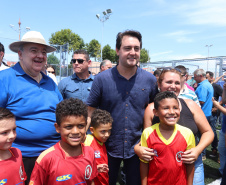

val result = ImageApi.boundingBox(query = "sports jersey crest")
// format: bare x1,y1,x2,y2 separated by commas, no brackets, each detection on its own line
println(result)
176,151,184,162
19,165,25,180
84,165,92,180
94,150,101,158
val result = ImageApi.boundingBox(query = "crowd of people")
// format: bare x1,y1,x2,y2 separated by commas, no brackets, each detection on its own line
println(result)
0,29,225,185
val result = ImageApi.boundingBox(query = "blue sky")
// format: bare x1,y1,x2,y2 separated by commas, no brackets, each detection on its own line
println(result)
1,0,226,66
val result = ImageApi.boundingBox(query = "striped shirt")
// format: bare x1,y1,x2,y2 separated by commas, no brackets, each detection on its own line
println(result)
178,85,201,107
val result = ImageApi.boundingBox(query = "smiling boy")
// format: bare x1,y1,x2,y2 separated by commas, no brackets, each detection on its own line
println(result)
0,107,27,184
29,98,97,185
140,91,195,185
84,109,113,185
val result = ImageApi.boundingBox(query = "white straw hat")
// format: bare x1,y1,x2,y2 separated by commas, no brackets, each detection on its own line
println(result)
9,31,56,53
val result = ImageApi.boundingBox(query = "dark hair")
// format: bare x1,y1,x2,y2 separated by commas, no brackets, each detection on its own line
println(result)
56,98,87,125
153,69,161,77
158,69,181,85
73,49,90,61
91,109,113,129
0,42,4,53
175,65,187,75
206,71,214,78
46,64,56,73
154,91,178,110
116,30,142,50
0,107,15,121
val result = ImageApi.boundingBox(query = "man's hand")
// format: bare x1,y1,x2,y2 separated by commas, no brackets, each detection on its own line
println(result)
97,164,109,173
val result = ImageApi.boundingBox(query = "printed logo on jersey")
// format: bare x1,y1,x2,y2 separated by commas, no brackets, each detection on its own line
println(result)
94,150,101,158
19,165,25,180
176,151,184,162
56,174,72,182
0,179,7,185
85,165,92,180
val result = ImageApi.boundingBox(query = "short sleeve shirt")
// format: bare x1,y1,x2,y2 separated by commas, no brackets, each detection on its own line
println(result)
29,142,98,185
195,79,214,117
58,72,94,102
0,63,63,157
86,66,158,158
140,124,195,185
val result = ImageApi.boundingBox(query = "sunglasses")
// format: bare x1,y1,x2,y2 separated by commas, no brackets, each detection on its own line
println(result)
71,59,85,64
47,71,55,74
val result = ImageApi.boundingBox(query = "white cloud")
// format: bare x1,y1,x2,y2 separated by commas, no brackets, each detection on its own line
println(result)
150,50,173,57
163,30,197,43
172,0,226,26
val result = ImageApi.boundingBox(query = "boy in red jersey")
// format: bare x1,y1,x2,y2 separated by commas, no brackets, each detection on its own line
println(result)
140,91,195,185
29,98,97,185
84,109,113,185
0,107,27,184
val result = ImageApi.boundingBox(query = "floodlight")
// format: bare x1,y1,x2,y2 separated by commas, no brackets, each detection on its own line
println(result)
96,14,100,19
103,11,107,15
10,24,14,27
106,9,112,14
26,27,30,30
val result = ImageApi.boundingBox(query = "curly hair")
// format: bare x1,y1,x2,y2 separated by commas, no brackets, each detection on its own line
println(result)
0,107,15,121
91,109,113,129
56,98,87,125
154,91,178,110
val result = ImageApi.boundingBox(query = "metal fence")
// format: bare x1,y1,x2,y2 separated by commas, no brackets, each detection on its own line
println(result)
50,56,226,83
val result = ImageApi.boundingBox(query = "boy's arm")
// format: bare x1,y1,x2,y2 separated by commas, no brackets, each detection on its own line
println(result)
29,162,46,185
186,163,194,185
140,161,149,185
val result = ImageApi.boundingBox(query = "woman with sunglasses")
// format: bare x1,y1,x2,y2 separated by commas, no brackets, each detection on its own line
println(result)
135,69,214,185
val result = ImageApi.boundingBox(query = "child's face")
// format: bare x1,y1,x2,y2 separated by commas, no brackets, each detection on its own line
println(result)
154,98,180,126
0,118,17,151
90,123,112,143
55,115,86,149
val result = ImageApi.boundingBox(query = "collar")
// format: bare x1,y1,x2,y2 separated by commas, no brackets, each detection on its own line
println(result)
180,84,189,95
71,71,94,81
13,62,48,82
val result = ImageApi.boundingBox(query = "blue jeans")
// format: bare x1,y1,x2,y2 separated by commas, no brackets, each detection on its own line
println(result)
218,130,226,175
210,114,219,151
193,154,205,185
108,154,141,185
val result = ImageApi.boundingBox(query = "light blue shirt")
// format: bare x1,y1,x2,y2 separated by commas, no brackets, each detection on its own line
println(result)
58,72,94,102
195,79,213,117
0,62,63,157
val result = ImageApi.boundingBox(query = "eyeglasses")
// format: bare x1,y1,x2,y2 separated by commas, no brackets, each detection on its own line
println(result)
71,59,85,64
47,71,55,74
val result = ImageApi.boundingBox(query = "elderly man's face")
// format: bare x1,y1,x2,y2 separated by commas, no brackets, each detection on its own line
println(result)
102,61,112,71
18,43,47,77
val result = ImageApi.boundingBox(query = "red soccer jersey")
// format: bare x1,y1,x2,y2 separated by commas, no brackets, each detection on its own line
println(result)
0,147,27,184
141,124,195,185
84,134,109,185
29,142,98,185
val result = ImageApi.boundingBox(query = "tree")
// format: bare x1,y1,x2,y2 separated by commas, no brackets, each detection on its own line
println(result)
140,48,149,63
87,39,101,61
102,44,117,63
49,29,85,52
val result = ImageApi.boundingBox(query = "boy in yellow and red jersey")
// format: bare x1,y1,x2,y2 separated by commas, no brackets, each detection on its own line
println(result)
85,109,113,185
140,91,195,185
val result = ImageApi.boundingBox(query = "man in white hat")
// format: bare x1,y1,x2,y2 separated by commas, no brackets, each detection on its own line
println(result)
0,31,63,184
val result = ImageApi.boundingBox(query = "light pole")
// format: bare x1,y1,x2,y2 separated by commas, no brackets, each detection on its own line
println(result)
10,18,30,40
96,9,112,62
205,44,213,70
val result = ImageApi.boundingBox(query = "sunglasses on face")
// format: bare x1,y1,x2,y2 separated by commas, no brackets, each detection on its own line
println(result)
47,71,55,74
71,59,85,64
